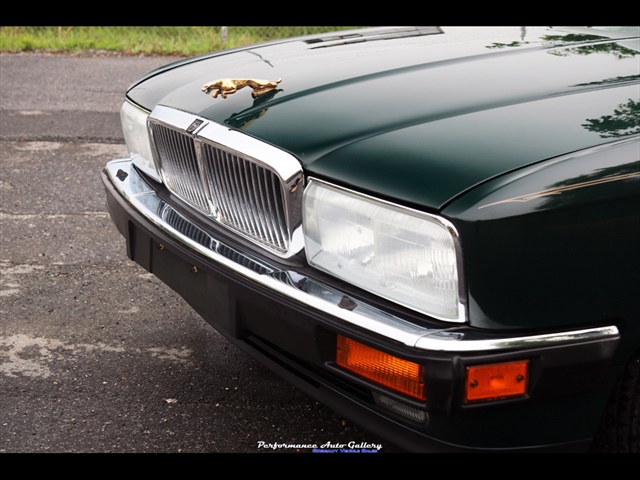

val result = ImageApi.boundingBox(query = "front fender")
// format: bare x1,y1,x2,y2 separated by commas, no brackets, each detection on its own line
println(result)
443,137,640,341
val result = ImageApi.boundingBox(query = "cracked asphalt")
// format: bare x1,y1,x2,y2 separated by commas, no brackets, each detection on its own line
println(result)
0,53,402,454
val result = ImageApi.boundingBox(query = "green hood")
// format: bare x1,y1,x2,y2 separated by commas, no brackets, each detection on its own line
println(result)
127,26,640,209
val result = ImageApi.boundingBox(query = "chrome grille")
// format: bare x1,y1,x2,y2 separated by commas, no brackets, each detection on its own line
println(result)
148,106,304,257
200,143,289,251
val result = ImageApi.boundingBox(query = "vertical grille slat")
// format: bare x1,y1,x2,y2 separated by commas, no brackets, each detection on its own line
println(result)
242,160,261,240
221,154,241,227
251,163,275,245
230,153,252,235
148,109,303,256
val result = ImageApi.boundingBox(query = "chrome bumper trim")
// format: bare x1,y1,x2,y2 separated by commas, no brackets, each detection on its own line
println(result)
105,159,620,353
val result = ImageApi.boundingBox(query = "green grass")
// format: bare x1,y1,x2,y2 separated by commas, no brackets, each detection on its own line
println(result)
0,26,366,56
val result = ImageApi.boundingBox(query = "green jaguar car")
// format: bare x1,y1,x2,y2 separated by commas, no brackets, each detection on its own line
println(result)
102,26,639,452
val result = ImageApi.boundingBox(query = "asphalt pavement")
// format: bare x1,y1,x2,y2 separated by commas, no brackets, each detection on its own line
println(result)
0,52,403,454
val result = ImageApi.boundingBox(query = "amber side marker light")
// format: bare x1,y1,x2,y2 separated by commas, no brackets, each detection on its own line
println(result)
465,360,529,403
336,335,426,401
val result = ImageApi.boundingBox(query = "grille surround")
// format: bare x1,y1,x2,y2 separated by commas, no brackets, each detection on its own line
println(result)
148,105,304,257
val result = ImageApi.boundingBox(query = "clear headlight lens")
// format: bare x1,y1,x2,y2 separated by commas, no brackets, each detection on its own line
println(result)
303,179,464,322
120,100,161,182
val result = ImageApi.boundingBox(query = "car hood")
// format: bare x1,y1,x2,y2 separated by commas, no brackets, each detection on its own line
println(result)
127,26,640,210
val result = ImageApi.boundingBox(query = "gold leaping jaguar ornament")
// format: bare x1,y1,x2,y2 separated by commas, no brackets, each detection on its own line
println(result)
202,78,282,99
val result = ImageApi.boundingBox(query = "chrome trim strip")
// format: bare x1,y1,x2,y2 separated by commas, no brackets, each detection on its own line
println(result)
105,159,620,353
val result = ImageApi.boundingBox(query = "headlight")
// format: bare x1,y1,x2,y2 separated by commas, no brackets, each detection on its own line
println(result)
120,100,161,182
303,179,464,322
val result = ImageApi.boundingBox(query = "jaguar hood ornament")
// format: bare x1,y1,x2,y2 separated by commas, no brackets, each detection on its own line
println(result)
202,78,282,99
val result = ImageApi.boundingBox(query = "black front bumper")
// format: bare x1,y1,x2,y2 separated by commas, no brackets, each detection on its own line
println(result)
102,159,621,453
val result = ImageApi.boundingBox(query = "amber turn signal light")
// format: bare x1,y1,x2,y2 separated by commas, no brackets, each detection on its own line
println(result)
336,335,426,401
465,360,529,403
